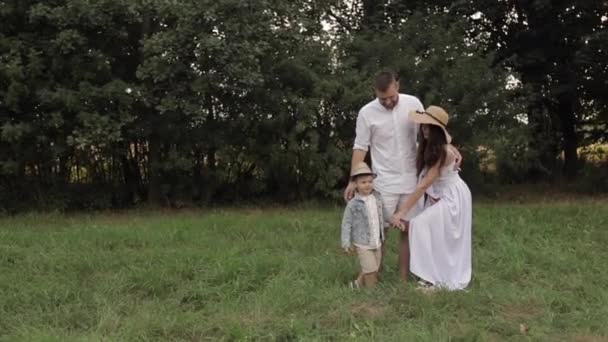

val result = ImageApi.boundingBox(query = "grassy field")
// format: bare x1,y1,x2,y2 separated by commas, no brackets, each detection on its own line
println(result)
1,200,607,341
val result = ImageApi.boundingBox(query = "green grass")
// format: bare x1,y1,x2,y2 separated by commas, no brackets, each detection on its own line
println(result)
1,201,607,341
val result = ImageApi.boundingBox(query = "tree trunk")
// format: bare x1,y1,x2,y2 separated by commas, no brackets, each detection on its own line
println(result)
147,134,163,205
200,95,217,204
141,11,164,205
120,151,141,205
521,71,559,180
362,0,385,29
558,93,579,180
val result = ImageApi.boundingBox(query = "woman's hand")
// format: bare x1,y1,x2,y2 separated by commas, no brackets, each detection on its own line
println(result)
390,214,406,231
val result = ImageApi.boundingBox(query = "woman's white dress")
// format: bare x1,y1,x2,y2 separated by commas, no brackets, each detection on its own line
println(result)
409,160,472,290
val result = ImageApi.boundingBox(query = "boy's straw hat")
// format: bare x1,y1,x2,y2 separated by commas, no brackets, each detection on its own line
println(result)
408,105,452,143
350,162,377,179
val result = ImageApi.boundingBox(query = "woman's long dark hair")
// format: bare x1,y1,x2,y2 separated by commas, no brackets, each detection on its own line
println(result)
416,124,448,176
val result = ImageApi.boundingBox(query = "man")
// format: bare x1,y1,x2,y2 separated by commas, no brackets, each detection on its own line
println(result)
343,70,425,282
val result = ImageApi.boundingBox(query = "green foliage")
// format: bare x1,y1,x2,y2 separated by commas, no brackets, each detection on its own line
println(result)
1,0,606,210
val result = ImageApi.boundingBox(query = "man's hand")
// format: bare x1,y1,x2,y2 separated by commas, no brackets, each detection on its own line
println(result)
343,181,356,202
452,147,463,171
454,157,462,171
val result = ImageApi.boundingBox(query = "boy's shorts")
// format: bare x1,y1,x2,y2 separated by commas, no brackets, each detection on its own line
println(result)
356,246,382,274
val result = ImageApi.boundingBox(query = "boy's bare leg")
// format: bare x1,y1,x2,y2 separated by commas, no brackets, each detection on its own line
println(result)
363,272,378,288
398,222,410,282
355,272,364,287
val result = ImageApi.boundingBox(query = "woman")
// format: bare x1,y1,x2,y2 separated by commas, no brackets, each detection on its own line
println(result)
390,106,472,291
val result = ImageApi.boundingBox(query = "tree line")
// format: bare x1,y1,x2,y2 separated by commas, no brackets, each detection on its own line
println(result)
1,0,606,211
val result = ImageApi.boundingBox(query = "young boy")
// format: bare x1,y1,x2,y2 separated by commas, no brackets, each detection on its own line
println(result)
341,162,385,288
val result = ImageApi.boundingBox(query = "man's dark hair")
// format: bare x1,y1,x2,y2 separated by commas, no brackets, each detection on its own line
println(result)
374,70,399,92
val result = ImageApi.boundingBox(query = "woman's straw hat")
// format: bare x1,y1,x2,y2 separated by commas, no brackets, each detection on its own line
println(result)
408,105,452,143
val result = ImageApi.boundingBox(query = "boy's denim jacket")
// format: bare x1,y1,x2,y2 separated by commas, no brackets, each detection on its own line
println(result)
341,191,385,249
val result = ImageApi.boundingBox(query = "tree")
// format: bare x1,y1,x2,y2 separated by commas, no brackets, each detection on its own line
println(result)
467,0,608,179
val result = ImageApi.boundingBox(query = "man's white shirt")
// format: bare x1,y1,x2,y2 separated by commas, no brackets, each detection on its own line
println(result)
353,94,424,194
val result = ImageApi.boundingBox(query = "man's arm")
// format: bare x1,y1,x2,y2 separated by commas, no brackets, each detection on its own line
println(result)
413,98,424,141
344,112,370,201
344,149,367,201
351,149,367,173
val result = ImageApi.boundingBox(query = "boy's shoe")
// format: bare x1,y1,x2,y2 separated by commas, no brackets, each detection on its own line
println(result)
349,280,361,290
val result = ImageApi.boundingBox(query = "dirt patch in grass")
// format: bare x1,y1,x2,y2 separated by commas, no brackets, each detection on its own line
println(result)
501,300,545,321
350,302,387,319
572,336,608,342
